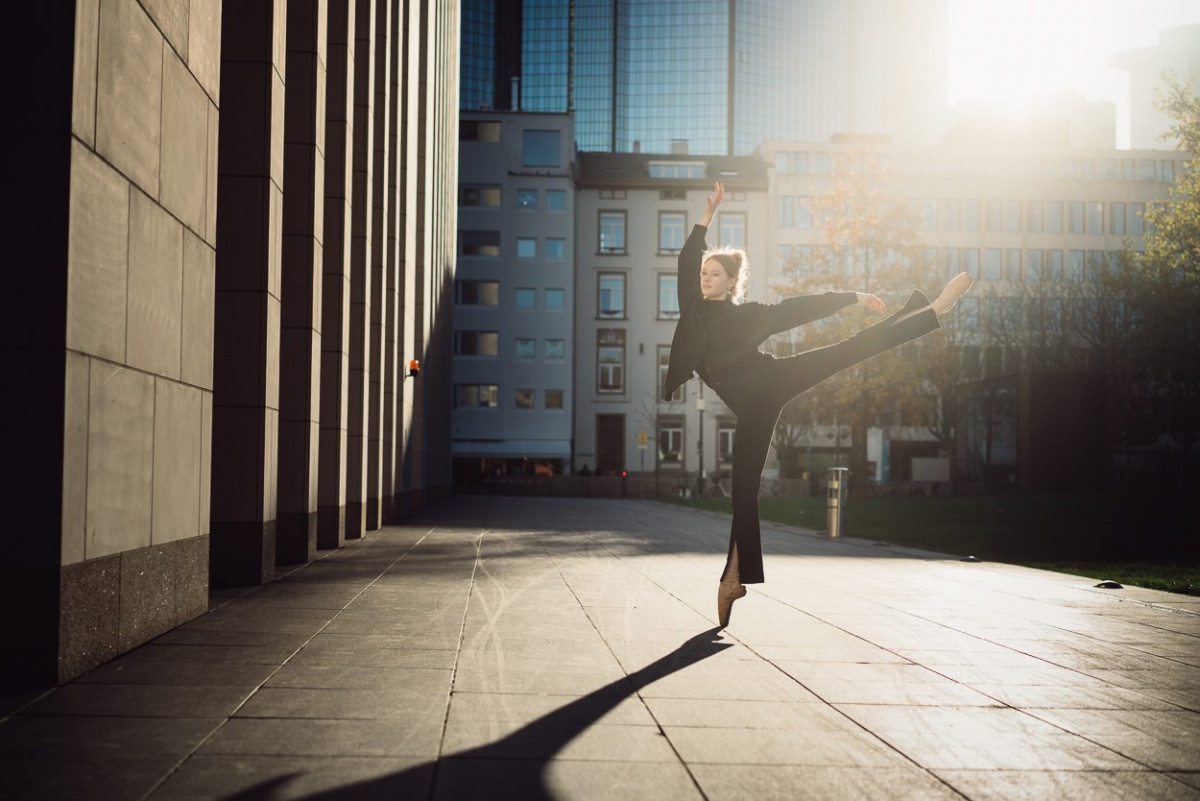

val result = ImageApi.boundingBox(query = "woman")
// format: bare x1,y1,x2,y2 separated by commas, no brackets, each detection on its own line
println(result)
664,183,972,627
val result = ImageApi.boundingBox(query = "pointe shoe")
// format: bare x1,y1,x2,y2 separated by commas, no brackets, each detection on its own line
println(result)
931,272,973,315
717,581,747,628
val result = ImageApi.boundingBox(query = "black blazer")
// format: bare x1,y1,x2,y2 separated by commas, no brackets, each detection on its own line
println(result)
662,224,856,401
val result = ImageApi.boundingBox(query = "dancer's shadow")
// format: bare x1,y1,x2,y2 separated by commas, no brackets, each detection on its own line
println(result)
224,628,733,800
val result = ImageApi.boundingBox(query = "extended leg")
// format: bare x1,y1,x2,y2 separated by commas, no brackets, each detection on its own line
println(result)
767,290,940,408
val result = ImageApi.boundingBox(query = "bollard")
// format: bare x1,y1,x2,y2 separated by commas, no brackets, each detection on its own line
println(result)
826,467,849,538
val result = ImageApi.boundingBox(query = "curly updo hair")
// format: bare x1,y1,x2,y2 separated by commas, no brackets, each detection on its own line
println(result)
703,246,750,302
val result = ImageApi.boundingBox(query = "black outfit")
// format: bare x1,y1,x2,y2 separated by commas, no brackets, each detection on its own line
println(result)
664,224,940,584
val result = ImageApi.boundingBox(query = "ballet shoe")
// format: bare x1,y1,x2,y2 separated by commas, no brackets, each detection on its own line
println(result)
931,272,973,315
717,581,747,628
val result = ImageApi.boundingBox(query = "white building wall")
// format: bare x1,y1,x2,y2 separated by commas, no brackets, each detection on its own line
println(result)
454,112,575,464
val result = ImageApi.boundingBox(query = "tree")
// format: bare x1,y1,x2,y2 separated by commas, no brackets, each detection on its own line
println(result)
1110,76,1200,445
771,142,965,495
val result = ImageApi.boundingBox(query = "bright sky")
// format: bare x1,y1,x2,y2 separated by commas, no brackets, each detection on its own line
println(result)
947,0,1200,144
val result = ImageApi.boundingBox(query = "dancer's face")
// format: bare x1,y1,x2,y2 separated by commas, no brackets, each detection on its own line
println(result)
700,259,737,301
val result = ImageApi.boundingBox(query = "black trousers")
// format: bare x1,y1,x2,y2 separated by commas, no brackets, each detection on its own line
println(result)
702,291,941,584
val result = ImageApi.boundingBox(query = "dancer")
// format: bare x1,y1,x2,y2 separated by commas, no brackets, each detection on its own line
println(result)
664,183,972,627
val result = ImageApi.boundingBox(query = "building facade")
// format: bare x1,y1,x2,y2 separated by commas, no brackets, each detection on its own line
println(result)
573,0,948,155
9,0,459,691
762,138,1188,483
1111,24,1200,150
572,152,768,481
460,0,948,155
453,112,576,483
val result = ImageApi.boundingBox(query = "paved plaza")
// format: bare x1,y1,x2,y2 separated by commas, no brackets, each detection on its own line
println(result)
2,496,1199,800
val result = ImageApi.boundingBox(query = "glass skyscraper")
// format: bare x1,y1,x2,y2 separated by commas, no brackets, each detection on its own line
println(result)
462,0,947,154
460,0,572,113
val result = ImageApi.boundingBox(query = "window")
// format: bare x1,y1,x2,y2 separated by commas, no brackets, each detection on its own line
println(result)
522,130,560,166
649,161,706,178
460,185,501,207
461,230,500,256
1110,202,1126,235
456,384,498,407
515,389,535,410
718,421,735,462
598,273,626,318
1139,158,1156,181
514,338,536,360
1067,250,1084,281
515,288,536,309
544,389,564,410
659,212,685,252
1025,250,1043,282
1128,202,1145,235
1026,200,1044,233
920,199,938,231
545,238,565,259
456,331,499,356
516,238,536,258
778,196,793,228
1069,201,1085,234
1046,201,1063,233
599,212,626,253
795,197,813,229
1086,201,1103,235
460,121,501,142
516,189,537,210
945,199,961,231
963,248,980,279
1160,160,1176,182
545,339,565,361
660,189,686,200
962,199,980,232
457,280,499,306
658,274,679,319
1006,249,1021,281
659,346,682,402
546,189,566,211
545,288,565,309
1003,200,1021,232
1046,250,1063,281
658,418,683,462
984,249,1002,281
719,212,746,248
986,199,1002,232
597,329,625,393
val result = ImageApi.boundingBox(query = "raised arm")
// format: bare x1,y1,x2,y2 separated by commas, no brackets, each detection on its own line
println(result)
677,183,725,304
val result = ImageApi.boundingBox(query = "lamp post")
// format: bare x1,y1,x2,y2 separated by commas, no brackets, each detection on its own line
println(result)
696,384,706,498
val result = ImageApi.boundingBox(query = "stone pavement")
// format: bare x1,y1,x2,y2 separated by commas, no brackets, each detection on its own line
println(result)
2,496,1199,801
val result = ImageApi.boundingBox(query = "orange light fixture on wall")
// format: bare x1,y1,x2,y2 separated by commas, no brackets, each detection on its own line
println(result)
407,358,420,379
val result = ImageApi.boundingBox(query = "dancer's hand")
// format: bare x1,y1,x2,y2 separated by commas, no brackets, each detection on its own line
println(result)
856,292,885,314
701,182,725,226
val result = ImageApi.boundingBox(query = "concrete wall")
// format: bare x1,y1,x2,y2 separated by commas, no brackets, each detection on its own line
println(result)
6,0,458,691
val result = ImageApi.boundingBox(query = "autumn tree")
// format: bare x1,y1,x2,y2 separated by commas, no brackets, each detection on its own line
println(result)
770,142,966,495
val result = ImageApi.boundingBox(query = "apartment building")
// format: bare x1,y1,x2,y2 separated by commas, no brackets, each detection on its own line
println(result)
572,151,768,480
453,112,576,484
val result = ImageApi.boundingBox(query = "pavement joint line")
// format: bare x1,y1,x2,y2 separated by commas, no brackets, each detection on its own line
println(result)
134,525,442,801
545,524,715,801
429,527,487,800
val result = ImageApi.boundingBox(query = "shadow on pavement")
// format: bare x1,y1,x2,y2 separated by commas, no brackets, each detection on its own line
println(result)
222,628,733,801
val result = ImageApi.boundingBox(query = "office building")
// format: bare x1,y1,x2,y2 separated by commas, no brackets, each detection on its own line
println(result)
11,0,459,690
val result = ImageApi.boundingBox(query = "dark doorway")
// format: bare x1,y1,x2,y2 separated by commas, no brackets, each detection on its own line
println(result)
596,414,625,476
